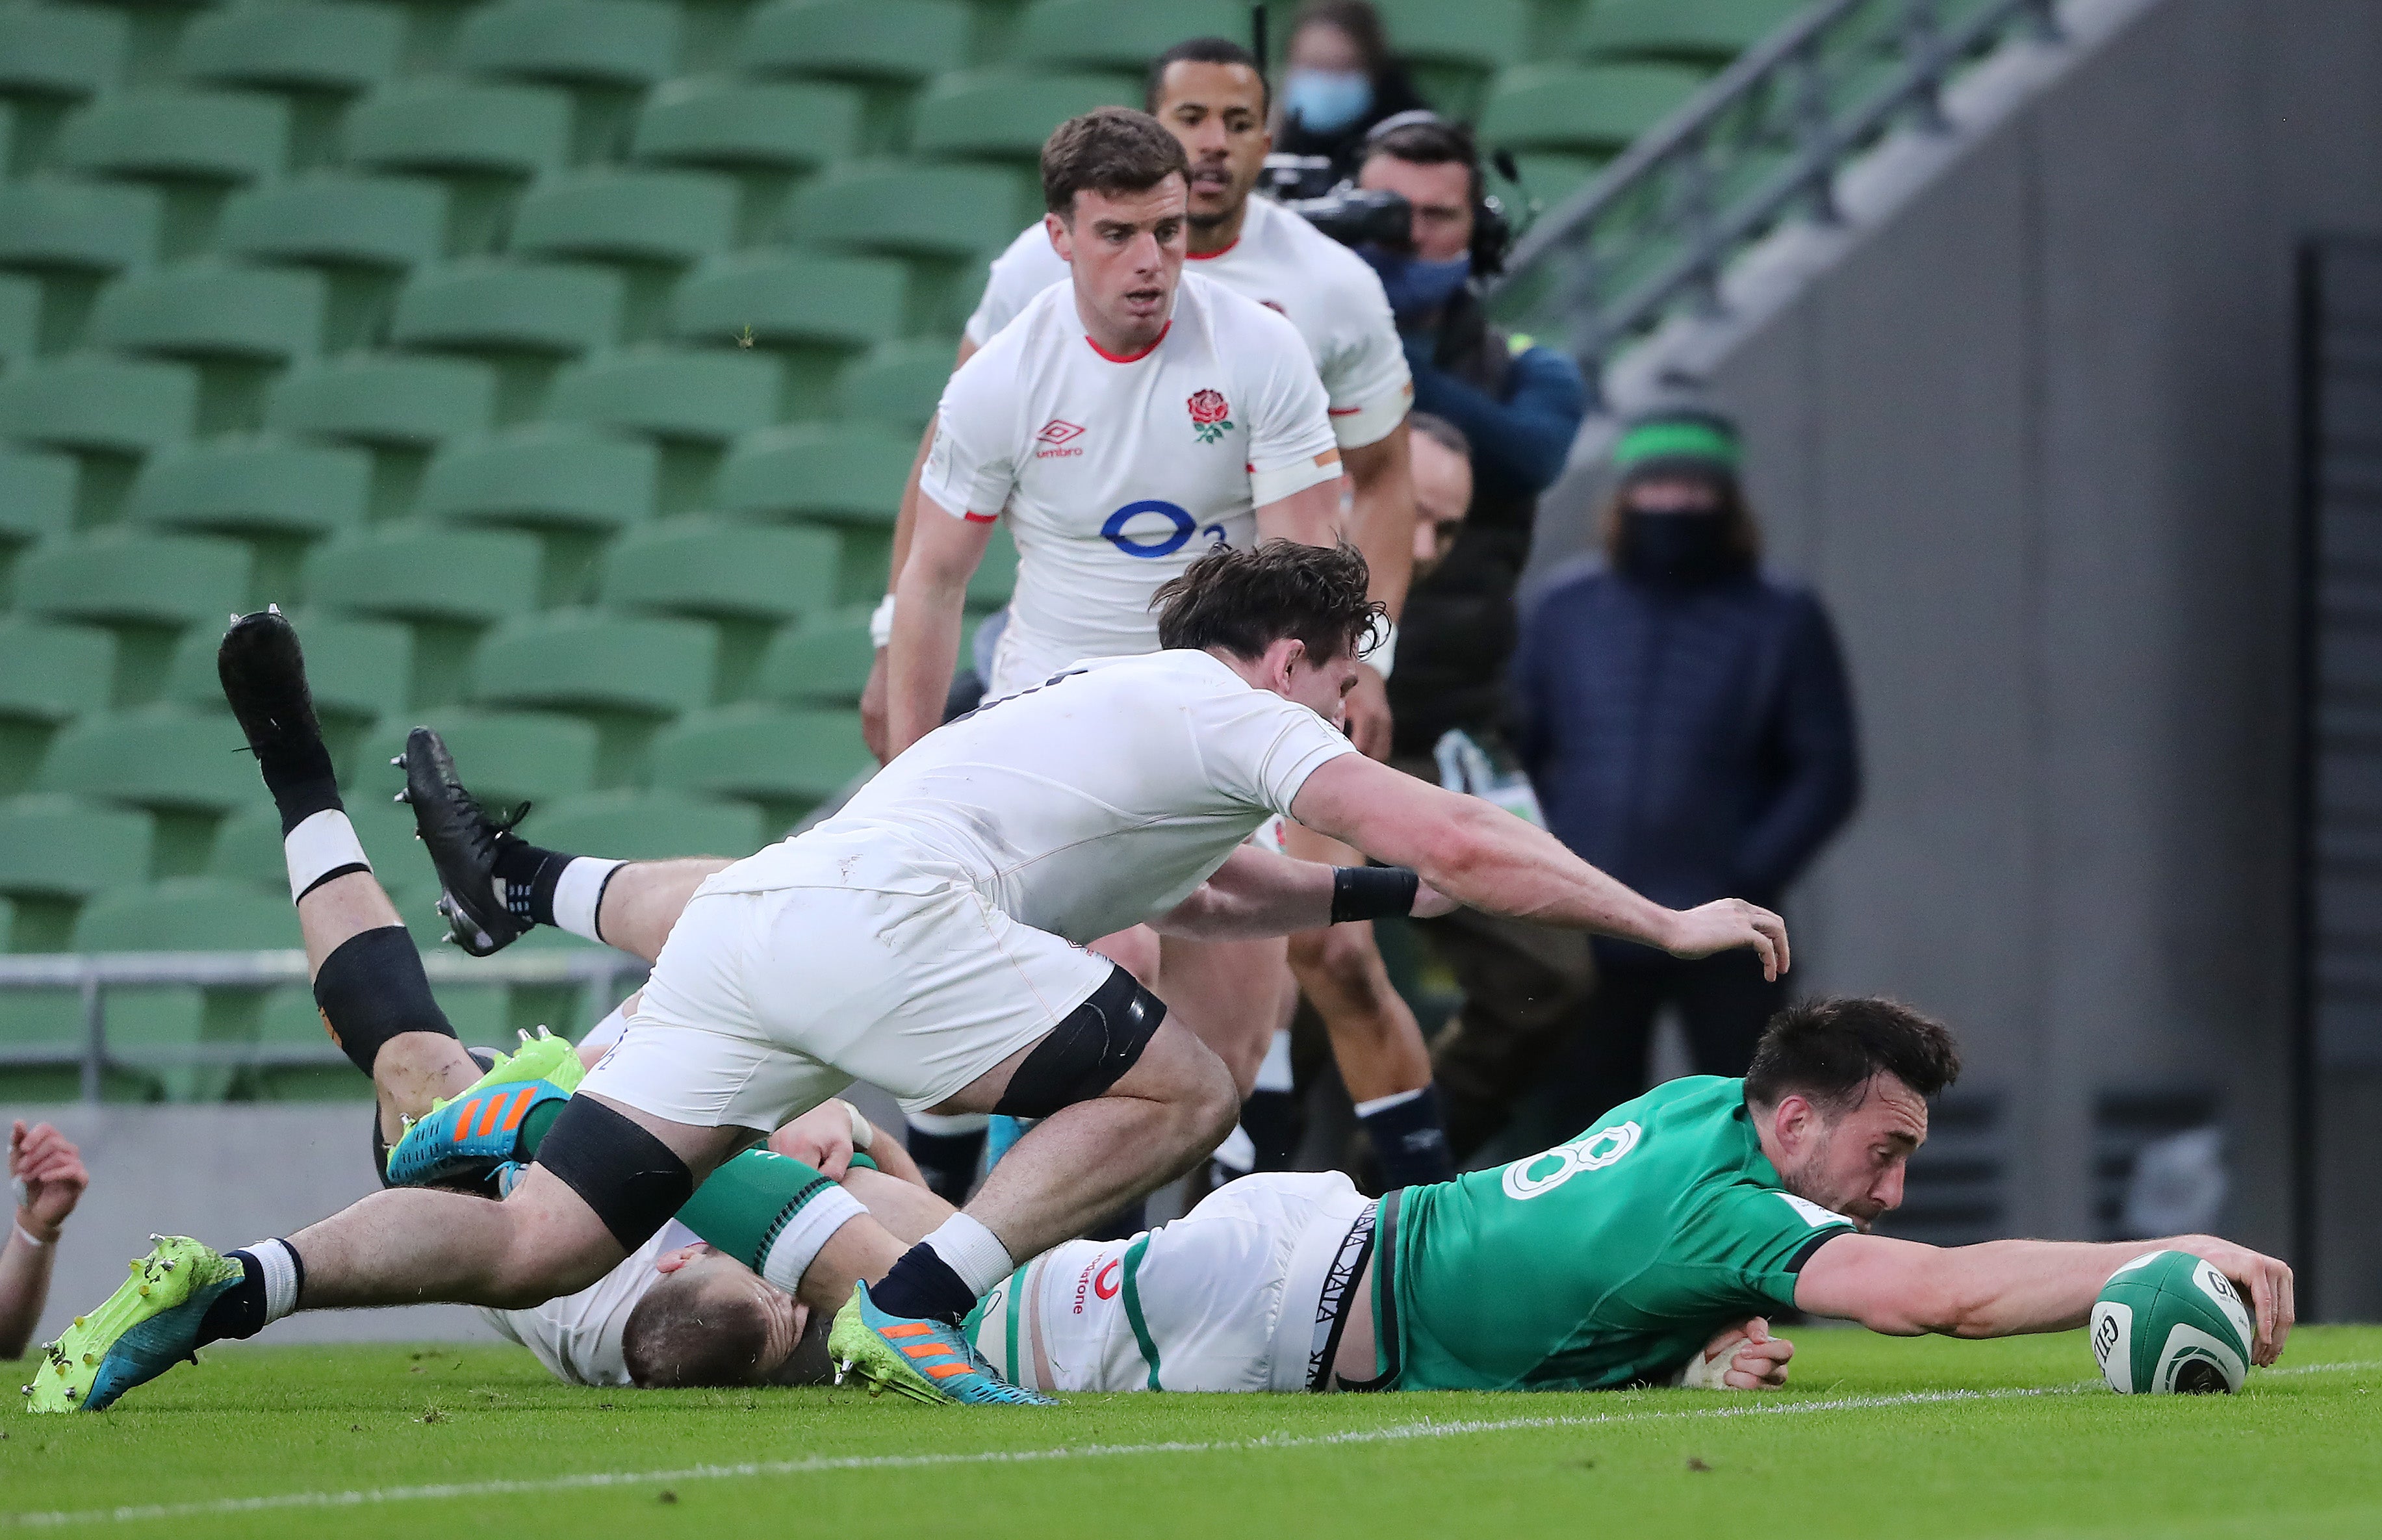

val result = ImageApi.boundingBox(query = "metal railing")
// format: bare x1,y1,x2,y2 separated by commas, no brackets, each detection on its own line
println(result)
0,949,648,1103
1491,0,2061,392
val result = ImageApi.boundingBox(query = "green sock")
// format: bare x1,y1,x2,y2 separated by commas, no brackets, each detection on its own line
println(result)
674,1149,863,1292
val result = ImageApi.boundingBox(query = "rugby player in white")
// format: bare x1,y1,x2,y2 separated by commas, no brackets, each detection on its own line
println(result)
43,545,1787,1413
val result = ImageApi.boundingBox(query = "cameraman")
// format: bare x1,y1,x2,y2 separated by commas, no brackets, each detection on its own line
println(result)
1341,114,1598,1161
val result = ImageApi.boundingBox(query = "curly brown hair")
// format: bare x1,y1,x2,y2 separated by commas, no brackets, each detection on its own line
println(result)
1153,539,1383,665
1042,107,1191,219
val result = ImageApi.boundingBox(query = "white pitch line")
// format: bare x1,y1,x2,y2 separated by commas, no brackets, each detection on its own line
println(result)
9,1360,2374,1530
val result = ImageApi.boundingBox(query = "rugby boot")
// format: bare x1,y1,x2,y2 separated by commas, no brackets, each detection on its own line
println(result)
397,726,529,956
216,606,324,767
23,1237,242,1413
827,1281,1056,1407
385,1028,585,1187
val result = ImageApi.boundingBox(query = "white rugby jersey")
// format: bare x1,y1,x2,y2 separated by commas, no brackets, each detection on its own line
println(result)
708,650,1359,947
923,272,1340,694
477,1219,696,1387
965,196,1412,450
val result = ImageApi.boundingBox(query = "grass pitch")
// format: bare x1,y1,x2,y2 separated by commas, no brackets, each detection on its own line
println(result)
5,1326,2378,1537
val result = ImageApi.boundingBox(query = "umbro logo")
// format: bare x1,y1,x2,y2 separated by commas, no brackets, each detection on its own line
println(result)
1036,418,1084,458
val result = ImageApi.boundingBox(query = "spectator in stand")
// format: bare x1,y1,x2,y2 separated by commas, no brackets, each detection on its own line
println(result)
1315,118,1598,1164
1272,1,1431,180
3,1120,90,1357
1513,407,1861,1134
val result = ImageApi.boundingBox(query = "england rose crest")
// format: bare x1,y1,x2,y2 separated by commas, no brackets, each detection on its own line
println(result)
1187,389,1233,444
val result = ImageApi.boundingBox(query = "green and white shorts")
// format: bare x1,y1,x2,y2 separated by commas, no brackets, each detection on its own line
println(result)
971,1171,1376,1393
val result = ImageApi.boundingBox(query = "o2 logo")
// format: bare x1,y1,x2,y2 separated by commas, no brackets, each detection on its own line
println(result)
1500,1121,1641,1200
1101,500,1229,558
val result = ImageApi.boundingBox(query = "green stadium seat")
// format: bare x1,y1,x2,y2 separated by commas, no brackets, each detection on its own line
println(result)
0,6,132,103
530,789,766,861
0,181,163,276
457,0,682,87
244,985,366,1099
0,621,113,793
0,981,211,1102
0,448,77,550
127,438,374,539
1372,0,1531,70
162,611,412,724
741,0,973,84
74,877,295,951
649,704,871,818
836,337,956,429
207,793,420,888
1,274,41,371
418,426,658,533
511,172,739,267
790,164,1027,259
1573,0,1804,65
353,710,600,809
469,610,719,717
912,71,1139,160
630,80,863,175
598,520,839,624
175,3,407,95
17,532,250,629
53,90,290,185
0,354,198,454
37,706,261,815
0,795,155,901
302,528,543,624
391,260,624,357
546,348,779,441
720,422,909,524
1011,0,1251,71
218,175,450,270
265,355,500,446
344,84,574,179
1479,64,1710,158
668,253,907,351
754,606,872,704
88,261,329,363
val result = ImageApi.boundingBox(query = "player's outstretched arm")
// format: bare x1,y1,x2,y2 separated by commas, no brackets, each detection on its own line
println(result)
1288,752,1789,979
1793,1231,2294,1365
887,490,999,757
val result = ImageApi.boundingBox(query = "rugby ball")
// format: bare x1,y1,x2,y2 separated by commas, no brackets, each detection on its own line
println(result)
2088,1249,2255,1394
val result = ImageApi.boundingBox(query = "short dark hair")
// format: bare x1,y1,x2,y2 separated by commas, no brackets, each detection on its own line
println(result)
1294,1,1390,80
621,1272,772,1389
1042,107,1192,218
1363,114,1482,200
1743,997,1962,1114
1154,539,1384,665
1145,37,1268,116
1408,411,1469,461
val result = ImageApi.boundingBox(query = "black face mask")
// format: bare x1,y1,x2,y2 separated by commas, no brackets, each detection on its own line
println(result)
1618,509,1737,585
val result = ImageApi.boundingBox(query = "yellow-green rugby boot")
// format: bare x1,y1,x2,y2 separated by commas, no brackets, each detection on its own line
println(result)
384,1026,585,1187
827,1281,1056,1406
23,1237,242,1413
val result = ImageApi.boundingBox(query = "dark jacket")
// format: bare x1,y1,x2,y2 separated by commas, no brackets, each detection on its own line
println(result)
1388,287,1587,758
1511,558,1860,923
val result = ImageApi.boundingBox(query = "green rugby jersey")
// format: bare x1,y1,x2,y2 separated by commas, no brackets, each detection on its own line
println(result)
1369,1075,1856,1391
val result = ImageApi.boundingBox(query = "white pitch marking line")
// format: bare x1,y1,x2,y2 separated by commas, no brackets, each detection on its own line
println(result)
9,1361,2375,1529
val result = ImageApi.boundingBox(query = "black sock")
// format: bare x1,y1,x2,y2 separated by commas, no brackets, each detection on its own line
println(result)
491,838,574,929
262,736,342,837
1360,1084,1455,1188
1241,1088,1300,1171
904,1122,986,1206
868,1242,979,1326
196,1244,303,1346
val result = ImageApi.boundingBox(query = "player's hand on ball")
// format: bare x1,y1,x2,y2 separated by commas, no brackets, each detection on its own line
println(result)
1663,899,1790,980
2173,1236,2294,1366
771,1101,859,1179
1342,664,1394,761
1411,880,1458,918
1683,1318,1793,1390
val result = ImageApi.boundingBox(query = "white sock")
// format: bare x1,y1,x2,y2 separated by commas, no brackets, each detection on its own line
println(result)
1212,1123,1257,1176
1353,1086,1428,1119
922,1213,1014,1297
550,856,624,943
758,1184,865,1297
907,1111,990,1136
241,1237,303,1324
283,809,370,904
1255,1027,1294,1092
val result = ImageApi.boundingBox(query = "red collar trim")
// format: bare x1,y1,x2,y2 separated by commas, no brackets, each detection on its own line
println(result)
1085,320,1170,363
1186,237,1239,261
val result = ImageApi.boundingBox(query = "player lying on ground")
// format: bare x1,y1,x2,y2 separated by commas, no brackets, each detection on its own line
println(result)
34,540,1786,1411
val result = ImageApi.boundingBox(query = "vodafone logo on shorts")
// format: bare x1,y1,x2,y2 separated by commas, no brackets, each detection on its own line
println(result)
1070,1255,1125,1315
1036,418,1084,458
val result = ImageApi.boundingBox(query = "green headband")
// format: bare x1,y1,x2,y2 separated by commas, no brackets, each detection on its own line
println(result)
1612,420,1740,470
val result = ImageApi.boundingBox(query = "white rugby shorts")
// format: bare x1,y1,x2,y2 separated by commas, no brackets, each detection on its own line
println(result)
580,875,1114,1132
971,1170,1376,1393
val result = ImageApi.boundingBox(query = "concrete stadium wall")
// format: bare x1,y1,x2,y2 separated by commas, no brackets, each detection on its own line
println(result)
1528,0,2382,1313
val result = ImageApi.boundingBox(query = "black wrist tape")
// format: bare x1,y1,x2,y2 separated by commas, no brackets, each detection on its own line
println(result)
1331,866,1419,924
314,925,456,1078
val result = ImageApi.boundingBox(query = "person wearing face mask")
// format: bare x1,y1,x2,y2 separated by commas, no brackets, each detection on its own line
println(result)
1273,1,1431,179
1509,407,1861,1140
